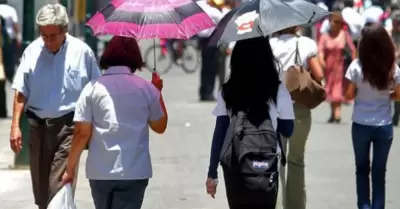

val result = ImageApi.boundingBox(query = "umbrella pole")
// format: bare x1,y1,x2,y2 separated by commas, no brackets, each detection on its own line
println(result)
153,38,156,72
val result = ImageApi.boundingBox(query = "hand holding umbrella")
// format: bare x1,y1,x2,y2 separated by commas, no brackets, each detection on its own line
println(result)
152,72,163,91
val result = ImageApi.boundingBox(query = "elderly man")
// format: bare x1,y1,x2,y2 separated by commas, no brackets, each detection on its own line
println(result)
9,4,101,209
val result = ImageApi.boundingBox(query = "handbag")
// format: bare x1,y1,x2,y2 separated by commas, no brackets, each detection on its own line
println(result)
285,40,326,109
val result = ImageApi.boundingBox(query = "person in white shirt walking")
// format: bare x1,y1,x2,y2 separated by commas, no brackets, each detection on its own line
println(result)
270,26,324,209
197,0,224,101
214,0,234,88
0,0,21,82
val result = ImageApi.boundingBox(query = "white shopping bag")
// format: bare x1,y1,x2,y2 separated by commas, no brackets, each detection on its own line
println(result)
47,183,77,209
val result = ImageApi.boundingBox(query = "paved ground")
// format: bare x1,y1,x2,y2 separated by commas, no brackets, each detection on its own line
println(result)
1,41,400,209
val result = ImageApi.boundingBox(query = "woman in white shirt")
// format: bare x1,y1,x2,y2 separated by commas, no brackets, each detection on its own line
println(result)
270,26,324,209
205,37,295,208
344,23,400,209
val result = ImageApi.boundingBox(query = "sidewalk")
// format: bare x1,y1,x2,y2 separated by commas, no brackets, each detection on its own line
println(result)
1,53,400,208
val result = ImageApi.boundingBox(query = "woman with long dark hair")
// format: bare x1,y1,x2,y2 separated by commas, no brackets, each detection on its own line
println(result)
344,23,400,209
205,37,295,208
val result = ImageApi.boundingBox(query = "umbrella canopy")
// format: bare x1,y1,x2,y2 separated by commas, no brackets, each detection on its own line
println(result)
208,0,330,45
87,0,215,39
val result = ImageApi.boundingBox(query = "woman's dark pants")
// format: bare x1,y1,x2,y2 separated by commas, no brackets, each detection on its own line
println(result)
0,79,7,117
198,37,218,100
351,123,393,209
90,179,149,209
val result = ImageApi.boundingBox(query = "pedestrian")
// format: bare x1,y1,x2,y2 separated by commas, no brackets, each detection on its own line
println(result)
0,16,7,118
206,37,295,209
362,0,385,25
390,10,400,125
344,23,400,209
318,11,356,123
61,36,168,209
215,0,234,88
270,26,324,209
0,0,21,82
9,4,101,209
197,0,224,101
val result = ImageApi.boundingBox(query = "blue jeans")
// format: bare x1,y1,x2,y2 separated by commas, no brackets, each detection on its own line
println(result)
351,123,393,209
89,179,148,209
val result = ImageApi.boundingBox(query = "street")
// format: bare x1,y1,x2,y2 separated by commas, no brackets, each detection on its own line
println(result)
1,41,400,209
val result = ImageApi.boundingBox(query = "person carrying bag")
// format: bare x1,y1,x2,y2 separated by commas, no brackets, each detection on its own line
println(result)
270,27,324,209
285,40,326,109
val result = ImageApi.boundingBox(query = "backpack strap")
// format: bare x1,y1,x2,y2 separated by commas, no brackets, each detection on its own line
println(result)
294,40,301,65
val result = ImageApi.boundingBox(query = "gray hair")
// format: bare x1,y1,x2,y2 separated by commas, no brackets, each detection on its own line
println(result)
36,3,69,28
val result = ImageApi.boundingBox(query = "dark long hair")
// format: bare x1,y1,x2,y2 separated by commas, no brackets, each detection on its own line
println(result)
358,23,395,90
222,37,281,126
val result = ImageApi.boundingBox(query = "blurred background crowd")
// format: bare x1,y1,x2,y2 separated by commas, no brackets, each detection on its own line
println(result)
0,0,399,118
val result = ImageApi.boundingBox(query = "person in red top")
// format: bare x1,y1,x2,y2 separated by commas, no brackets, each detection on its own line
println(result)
318,12,357,123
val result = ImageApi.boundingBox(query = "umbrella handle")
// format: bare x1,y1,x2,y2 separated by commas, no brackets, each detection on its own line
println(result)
153,39,157,72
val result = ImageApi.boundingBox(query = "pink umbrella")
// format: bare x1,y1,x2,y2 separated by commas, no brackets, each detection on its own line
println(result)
87,0,215,39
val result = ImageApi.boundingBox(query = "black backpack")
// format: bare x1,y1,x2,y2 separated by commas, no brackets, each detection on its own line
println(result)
220,111,286,200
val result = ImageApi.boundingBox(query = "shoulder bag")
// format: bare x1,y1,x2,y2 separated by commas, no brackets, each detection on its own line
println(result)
285,40,326,109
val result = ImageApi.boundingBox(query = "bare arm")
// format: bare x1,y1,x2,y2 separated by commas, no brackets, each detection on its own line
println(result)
344,79,357,100
11,9,21,45
11,91,25,128
13,23,19,35
66,122,92,174
9,91,26,153
391,84,400,100
345,31,357,59
149,94,168,134
317,34,326,68
308,56,324,82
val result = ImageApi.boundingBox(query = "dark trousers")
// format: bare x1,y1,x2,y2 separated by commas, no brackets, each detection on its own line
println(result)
351,123,393,209
217,46,227,88
393,64,400,125
26,111,77,207
0,79,7,117
90,179,149,209
223,166,278,209
2,38,15,82
199,37,218,100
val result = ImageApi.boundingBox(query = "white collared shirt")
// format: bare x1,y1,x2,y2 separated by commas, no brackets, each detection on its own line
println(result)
12,34,101,118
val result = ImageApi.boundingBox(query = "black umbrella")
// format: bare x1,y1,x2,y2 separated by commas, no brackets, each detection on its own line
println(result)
208,0,331,45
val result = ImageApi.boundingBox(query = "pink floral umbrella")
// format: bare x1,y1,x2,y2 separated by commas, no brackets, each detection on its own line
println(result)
87,0,215,39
